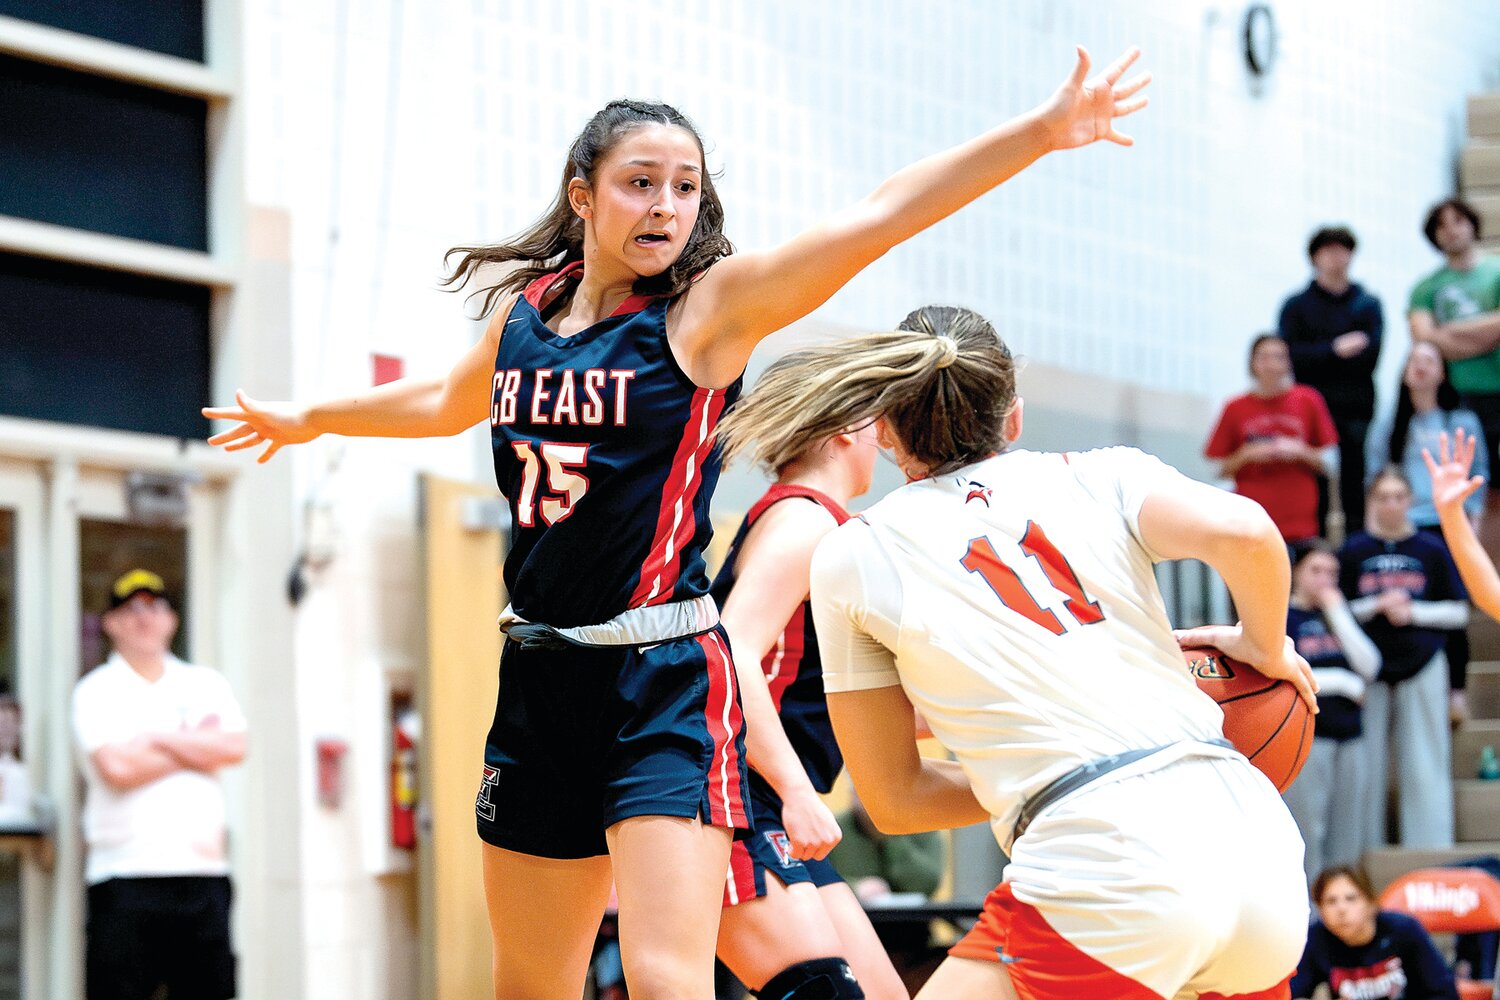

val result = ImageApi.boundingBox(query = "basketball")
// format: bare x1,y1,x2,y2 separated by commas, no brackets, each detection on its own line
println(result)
1181,646,1312,792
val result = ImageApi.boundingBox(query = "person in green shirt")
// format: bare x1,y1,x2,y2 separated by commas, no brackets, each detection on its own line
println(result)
1410,197,1500,482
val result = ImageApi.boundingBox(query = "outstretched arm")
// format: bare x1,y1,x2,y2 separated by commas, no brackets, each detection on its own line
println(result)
675,46,1151,385
203,293,516,462
1425,428,1500,620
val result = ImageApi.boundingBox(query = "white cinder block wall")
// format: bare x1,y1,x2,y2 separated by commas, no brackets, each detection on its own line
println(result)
238,2,1500,996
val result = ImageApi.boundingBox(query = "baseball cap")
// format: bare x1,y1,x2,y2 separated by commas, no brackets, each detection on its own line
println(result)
108,569,171,610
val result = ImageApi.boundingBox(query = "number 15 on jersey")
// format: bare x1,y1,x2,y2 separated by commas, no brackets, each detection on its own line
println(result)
961,521,1105,636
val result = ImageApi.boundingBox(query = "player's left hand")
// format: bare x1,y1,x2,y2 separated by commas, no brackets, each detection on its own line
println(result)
1174,626,1318,713
779,787,842,861
1040,46,1151,151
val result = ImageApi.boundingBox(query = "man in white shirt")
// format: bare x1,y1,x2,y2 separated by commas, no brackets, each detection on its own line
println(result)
72,569,247,1000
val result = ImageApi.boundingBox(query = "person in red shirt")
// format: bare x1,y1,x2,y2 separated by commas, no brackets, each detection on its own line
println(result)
1206,334,1339,542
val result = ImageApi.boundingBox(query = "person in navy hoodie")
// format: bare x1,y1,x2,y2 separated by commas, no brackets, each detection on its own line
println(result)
1339,468,1467,851
1282,541,1380,883
1293,865,1457,1000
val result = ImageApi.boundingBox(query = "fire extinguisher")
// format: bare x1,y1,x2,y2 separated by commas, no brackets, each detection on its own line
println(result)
391,707,419,849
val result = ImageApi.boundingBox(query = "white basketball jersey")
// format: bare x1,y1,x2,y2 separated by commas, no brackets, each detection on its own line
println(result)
811,447,1227,848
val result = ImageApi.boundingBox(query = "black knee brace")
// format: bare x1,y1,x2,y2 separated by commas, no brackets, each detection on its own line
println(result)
755,957,865,1000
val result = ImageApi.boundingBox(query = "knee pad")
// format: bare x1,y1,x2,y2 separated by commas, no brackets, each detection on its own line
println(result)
756,956,865,1000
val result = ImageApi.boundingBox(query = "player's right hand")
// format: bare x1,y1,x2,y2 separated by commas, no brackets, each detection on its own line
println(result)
203,390,319,464
779,787,842,861
1174,625,1319,714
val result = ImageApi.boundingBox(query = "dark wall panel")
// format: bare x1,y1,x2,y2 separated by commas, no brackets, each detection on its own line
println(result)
0,1,205,62
0,55,208,250
0,253,211,440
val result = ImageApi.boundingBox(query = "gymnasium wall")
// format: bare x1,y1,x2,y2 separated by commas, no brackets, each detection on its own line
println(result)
235,3,1500,996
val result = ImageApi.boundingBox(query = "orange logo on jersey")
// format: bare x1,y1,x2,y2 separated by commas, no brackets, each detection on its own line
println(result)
1186,652,1235,680
965,482,992,507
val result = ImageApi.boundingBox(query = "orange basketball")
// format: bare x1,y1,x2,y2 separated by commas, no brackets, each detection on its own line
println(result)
1181,646,1312,792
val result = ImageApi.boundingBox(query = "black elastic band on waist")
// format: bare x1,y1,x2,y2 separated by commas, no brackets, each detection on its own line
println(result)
1012,737,1233,843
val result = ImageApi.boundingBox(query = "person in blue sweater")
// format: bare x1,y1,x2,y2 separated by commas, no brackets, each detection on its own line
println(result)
1282,541,1381,883
1293,865,1457,1000
1339,468,1468,851
1279,225,1384,535
1367,340,1487,726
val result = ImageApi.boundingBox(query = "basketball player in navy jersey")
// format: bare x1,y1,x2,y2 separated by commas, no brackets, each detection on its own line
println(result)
204,47,1150,1000
710,405,908,999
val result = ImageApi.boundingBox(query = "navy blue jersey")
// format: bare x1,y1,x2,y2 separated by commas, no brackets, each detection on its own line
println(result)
1338,530,1465,684
491,263,741,627
1291,911,1458,1000
1287,606,1362,741
710,484,850,795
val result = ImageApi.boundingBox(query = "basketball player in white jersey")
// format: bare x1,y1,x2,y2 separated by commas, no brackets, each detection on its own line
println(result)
716,306,1316,1000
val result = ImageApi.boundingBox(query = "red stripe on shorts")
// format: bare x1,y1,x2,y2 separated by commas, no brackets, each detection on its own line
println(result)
723,840,757,908
699,631,747,829
628,387,724,607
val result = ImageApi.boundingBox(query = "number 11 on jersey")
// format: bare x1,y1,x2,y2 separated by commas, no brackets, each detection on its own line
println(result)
961,521,1105,635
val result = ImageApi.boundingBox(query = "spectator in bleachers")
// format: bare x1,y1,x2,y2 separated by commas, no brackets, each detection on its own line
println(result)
1368,340,1488,724
1279,225,1383,536
1205,334,1338,543
1410,197,1500,485
1339,469,1466,851
1282,541,1380,884
1292,865,1459,1000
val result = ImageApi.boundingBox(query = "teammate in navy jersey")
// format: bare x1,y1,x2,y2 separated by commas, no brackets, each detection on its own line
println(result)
708,392,908,998
1282,541,1380,883
203,47,1151,1000
1292,866,1457,1000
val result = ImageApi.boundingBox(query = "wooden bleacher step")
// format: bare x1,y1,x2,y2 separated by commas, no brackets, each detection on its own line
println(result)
1470,93,1500,141
1456,779,1500,843
1453,719,1500,779
1468,662,1500,722
1364,844,1500,893
1463,141,1500,192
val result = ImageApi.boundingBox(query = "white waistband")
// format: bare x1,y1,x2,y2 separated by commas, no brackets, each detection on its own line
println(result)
497,594,720,648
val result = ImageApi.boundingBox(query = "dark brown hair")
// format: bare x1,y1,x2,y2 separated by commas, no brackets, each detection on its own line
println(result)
443,100,734,316
1312,865,1376,907
1423,197,1481,250
1307,225,1356,258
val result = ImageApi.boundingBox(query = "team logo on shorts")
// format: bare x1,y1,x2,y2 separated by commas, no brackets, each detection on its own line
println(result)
765,831,795,867
475,765,500,822
964,481,992,507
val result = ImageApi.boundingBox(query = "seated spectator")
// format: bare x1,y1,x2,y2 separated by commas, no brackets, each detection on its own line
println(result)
1279,225,1383,535
1205,334,1338,543
1292,865,1458,1000
1282,541,1380,883
1369,340,1488,723
1410,197,1500,484
1340,469,1466,850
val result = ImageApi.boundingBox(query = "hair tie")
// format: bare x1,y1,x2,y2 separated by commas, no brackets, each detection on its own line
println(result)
933,337,958,370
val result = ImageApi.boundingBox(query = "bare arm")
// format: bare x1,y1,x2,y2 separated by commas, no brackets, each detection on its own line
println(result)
92,739,189,792
153,729,248,772
719,499,843,859
673,47,1151,386
1432,310,1500,361
1138,476,1318,710
203,293,517,462
1424,429,1500,620
827,686,990,835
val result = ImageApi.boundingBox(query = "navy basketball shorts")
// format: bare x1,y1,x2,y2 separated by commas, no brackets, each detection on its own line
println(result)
476,625,751,859
724,777,844,906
